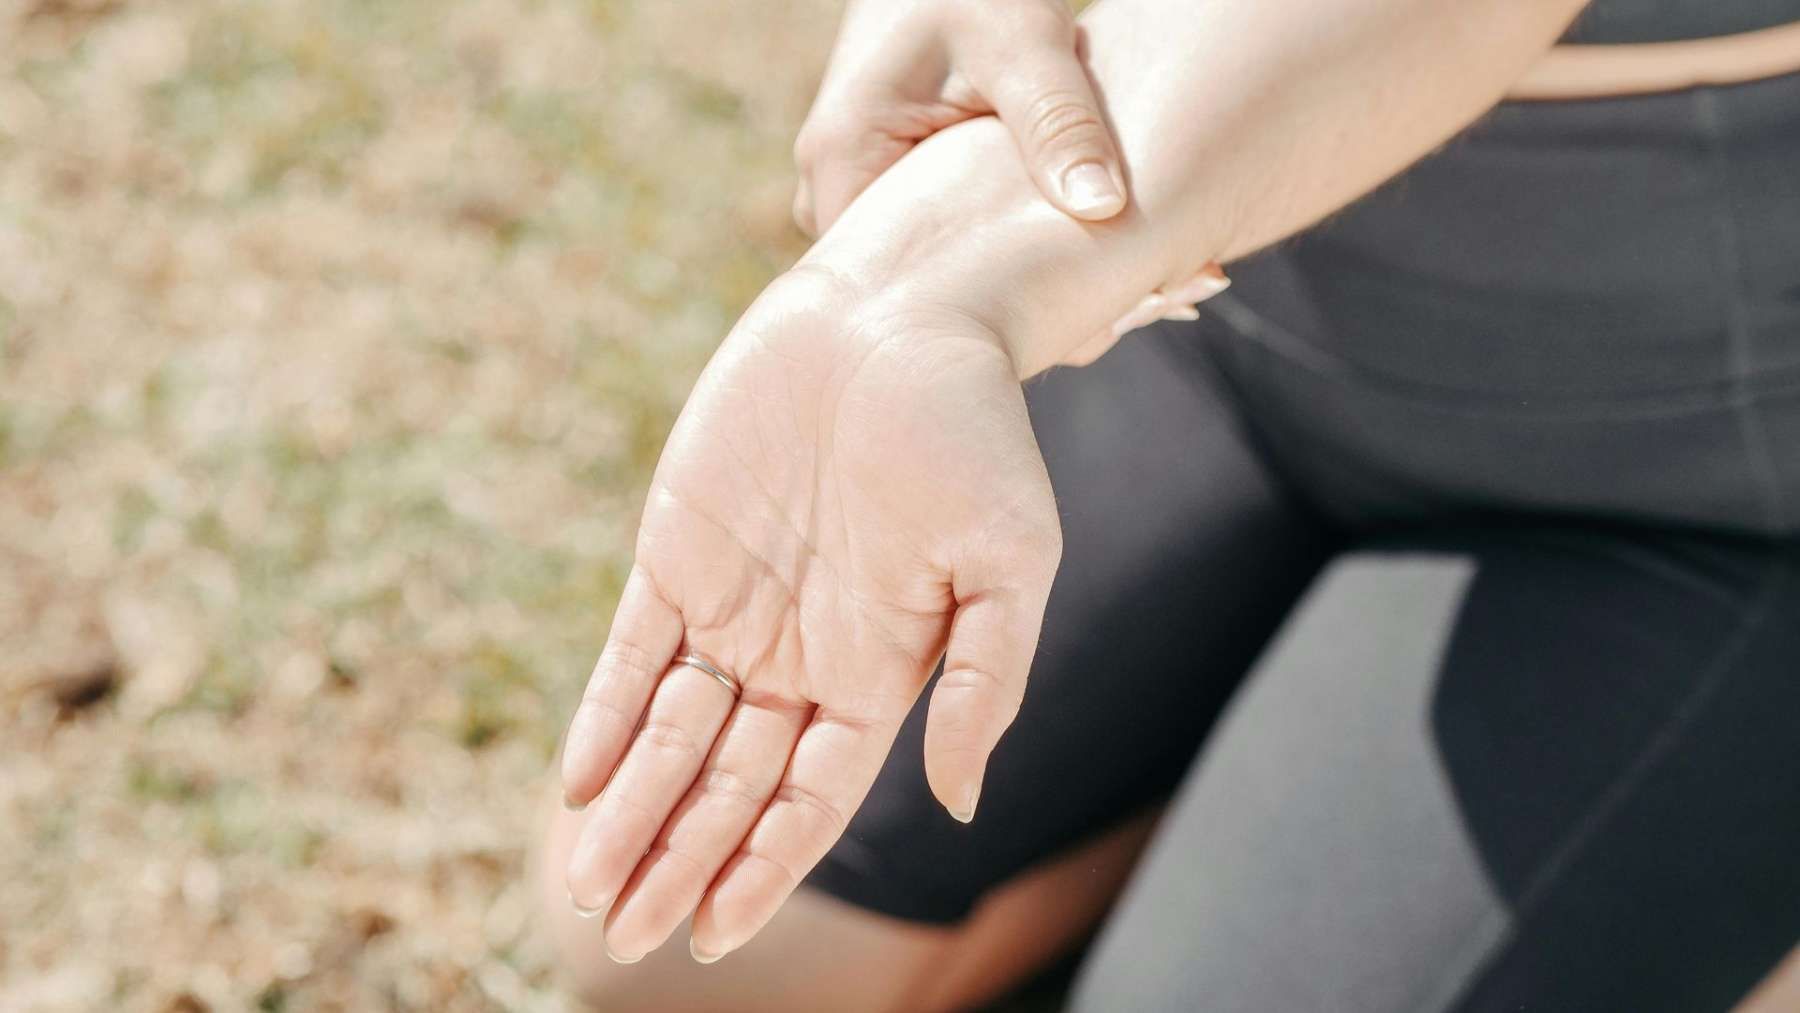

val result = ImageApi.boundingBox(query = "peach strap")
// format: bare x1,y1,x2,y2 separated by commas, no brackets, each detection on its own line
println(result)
1510,21,1800,100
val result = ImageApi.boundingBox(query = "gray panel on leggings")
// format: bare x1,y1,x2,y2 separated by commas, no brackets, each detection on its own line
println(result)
1071,555,1510,1013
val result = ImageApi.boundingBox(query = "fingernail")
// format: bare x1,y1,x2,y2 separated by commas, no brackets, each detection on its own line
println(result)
690,938,725,964
1111,295,1165,338
1194,271,1231,300
607,945,643,965
1061,162,1124,218
1168,268,1230,304
562,793,588,814
950,784,980,824
569,891,608,920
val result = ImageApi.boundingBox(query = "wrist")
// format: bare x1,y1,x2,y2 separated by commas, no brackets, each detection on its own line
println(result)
797,117,1192,378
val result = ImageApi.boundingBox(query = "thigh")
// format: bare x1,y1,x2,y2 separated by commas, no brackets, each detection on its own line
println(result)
1072,527,1800,1012
804,317,1336,925
1205,73,1800,540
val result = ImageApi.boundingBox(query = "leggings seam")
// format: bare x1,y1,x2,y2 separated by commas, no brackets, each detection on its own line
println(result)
1432,556,1790,1010
1695,86,1789,536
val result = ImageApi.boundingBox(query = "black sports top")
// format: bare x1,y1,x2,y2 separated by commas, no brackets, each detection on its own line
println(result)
1563,1,1800,44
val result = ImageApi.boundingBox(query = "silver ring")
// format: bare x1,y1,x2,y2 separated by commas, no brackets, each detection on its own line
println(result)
674,652,741,697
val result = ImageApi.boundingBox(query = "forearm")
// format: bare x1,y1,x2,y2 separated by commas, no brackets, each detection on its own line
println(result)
803,0,1589,377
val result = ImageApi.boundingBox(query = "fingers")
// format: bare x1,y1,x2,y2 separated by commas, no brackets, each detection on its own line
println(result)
561,566,685,808
599,694,812,959
922,581,1055,823
974,23,1127,221
1064,263,1232,368
565,660,738,924
793,120,914,237
1162,262,1232,308
688,708,901,961
1110,263,1233,335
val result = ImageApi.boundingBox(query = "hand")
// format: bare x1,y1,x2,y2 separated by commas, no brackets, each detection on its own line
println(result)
559,267,1062,962
794,0,1128,235
796,0,1228,361
1062,262,1232,367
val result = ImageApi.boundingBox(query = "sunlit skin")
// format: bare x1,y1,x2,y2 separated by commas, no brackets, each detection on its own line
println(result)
560,269,1060,962
793,0,1132,234
794,0,1229,357
555,0,1597,976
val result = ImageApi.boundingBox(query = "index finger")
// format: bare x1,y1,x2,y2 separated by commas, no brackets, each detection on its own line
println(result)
560,566,685,808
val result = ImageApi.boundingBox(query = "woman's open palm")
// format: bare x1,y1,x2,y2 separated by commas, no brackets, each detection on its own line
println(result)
559,269,1061,963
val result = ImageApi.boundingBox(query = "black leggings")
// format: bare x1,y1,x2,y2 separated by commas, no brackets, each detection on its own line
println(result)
806,73,1800,1010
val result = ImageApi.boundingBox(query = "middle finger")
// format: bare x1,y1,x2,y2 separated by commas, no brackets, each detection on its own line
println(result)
600,692,813,958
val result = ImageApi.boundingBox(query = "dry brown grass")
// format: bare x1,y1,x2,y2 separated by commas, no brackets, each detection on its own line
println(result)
0,1,833,1008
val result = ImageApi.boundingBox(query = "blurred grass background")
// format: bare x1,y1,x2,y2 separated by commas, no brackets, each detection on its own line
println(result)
0,0,833,1008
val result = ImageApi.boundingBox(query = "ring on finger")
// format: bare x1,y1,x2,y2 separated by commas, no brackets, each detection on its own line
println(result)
674,651,741,698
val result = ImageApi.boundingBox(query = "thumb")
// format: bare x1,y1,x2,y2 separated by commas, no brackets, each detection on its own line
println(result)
977,39,1127,221
923,579,1056,823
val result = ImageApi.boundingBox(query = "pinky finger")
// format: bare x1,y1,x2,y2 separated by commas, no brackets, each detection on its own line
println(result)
560,566,684,808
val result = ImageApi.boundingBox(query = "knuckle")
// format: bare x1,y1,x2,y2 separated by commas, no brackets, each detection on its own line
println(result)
575,696,638,739
792,190,816,238
771,782,849,841
636,720,703,762
941,665,1025,711
791,130,817,169
962,0,1072,45
1022,90,1105,154
693,767,767,809
792,114,852,169
942,1,988,39
930,737,984,761
1018,0,1076,42
641,842,708,880
600,789,664,837
792,185,813,235
739,848,803,893
939,664,1007,694
594,638,662,688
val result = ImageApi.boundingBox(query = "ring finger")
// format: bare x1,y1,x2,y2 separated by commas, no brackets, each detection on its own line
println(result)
565,654,739,921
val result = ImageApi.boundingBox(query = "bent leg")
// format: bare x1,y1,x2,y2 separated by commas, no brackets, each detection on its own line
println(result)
1073,530,1800,1012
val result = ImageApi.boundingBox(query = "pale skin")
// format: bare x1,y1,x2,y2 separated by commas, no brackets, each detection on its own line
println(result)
792,0,1135,231
540,779,1160,1010
791,0,1233,356
553,0,1606,1002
